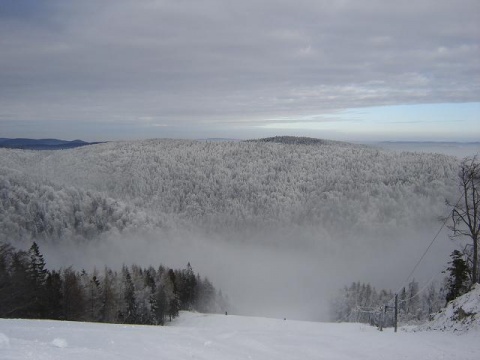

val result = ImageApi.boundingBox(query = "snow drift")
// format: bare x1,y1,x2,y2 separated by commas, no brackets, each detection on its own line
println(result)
416,284,480,333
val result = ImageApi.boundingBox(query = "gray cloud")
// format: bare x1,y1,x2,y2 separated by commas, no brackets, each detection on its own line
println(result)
0,0,478,138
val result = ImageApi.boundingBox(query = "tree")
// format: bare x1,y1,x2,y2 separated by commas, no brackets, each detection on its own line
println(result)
122,266,137,324
151,285,167,325
448,156,480,285
44,270,63,319
62,267,85,321
406,279,420,320
27,242,48,318
99,268,117,323
444,250,470,303
422,282,442,318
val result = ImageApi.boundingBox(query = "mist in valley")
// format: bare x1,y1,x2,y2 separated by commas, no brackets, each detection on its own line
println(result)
0,138,466,321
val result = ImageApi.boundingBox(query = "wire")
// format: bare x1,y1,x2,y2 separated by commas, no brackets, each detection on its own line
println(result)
393,192,463,296
396,269,443,304
392,157,479,298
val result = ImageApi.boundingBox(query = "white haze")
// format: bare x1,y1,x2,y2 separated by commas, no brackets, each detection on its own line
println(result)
38,223,456,321
0,139,463,320
370,141,480,158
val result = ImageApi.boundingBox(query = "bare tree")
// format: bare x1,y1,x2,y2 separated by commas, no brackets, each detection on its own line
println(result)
448,156,479,286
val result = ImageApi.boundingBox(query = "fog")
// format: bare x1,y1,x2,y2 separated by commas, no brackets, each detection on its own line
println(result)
36,221,456,321
370,141,480,159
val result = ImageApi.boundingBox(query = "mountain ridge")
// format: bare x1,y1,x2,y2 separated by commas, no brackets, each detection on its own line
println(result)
0,138,101,150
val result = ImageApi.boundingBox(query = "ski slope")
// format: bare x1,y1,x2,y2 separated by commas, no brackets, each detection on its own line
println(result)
1,312,479,360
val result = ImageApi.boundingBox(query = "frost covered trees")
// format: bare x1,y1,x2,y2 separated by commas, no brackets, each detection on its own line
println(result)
0,139,458,244
331,280,444,325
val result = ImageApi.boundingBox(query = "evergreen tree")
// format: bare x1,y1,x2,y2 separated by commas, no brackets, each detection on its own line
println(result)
100,268,118,323
445,250,470,303
151,285,167,325
26,242,48,318
122,266,137,324
196,277,216,313
44,270,63,320
81,269,101,322
165,269,180,321
0,243,14,317
62,267,85,321
0,242,224,325
8,250,33,318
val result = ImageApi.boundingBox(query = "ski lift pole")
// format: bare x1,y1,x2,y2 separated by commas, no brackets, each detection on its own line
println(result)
379,306,384,331
394,293,398,333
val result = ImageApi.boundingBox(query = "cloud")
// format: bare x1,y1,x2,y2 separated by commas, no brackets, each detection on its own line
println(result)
0,0,478,137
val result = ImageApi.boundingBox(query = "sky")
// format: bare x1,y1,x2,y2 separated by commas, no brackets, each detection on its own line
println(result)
0,0,479,142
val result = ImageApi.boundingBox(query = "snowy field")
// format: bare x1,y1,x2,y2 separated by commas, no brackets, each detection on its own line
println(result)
1,312,479,360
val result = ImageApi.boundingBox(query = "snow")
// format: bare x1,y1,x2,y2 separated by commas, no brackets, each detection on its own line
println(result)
51,338,68,348
0,333,10,349
1,312,479,360
416,284,480,333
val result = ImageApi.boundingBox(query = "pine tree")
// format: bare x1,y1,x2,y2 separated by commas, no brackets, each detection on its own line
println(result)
0,243,14,317
151,285,167,325
62,267,85,321
44,270,63,320
26,242,48,317
165,269,179,321
100,268,117,323
445,250,470,303
123,266,137,324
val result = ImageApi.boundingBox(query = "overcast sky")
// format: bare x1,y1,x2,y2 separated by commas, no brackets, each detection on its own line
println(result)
1,0,479,141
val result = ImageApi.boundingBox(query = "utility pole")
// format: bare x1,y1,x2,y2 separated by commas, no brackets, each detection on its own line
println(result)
379,306,386,331
394,293,398,333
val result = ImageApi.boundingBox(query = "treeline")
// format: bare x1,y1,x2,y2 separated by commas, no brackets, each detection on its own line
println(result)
0,242,228,325
331,280,445,326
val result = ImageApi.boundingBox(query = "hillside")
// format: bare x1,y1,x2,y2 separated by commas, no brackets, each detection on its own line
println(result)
0,139,458,235
0,138,462,320
416,285,480,333
0,168,160,241
1,313,479,360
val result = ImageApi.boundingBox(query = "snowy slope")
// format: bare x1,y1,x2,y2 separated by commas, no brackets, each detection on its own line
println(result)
1,312,479,360
416,284,480,333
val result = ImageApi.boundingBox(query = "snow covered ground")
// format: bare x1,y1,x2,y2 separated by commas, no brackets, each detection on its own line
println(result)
416,284,480,333
1,312,479,360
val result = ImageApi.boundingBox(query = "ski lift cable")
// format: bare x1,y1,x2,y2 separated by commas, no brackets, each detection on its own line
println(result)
393,192,463,297
387,159,477,305
396,269,443,304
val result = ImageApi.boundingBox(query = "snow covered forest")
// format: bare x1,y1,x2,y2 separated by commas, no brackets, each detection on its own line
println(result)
330,280,446,326
0,137,464,320
0,137,458,240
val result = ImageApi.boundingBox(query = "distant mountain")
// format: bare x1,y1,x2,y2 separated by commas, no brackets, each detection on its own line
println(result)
0,138,101,150
250,136,348,146
197,138,241,142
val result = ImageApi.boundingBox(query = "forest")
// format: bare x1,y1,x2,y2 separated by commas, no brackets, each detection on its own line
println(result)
0,137,466,320
0,241,227,325
0,137,458,241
